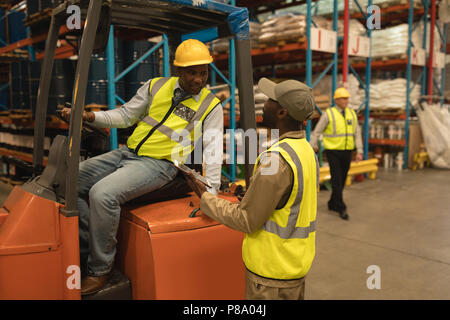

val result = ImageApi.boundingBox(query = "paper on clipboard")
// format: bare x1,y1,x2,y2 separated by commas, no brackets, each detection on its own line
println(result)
173,160,212,188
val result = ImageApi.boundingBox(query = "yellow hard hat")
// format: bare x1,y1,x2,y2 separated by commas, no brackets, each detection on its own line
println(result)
334,87,351,100
173,39,213,67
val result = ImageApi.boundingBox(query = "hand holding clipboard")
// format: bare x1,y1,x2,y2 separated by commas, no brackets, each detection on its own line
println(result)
174,160,211,199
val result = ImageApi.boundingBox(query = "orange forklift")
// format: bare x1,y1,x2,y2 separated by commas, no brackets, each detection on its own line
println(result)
0,0,256,299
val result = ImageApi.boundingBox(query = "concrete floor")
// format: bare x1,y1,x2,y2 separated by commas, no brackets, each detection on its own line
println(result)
307,167,450,300
0,167,449,299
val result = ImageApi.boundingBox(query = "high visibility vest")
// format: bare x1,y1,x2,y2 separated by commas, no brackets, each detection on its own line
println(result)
242,137,319,280
127,77,220,162
322,107,357,150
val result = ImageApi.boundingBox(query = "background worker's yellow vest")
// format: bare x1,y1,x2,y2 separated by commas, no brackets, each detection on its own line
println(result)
323,107,357,150
242,138,319,280
127,77,220,162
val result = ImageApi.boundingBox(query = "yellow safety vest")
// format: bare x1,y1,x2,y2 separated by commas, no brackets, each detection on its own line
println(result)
323,107,357,150
127,77,220,162
242,137,319,280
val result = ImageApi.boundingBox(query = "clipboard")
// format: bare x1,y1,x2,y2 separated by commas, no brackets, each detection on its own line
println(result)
173,160,212,188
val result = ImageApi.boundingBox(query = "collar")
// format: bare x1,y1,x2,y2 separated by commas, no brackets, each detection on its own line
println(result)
279,130,306,141
335,105,346,113
175,79,203,102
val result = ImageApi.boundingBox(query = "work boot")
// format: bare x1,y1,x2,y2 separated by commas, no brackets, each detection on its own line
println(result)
81,273,110,295
339,210,349,220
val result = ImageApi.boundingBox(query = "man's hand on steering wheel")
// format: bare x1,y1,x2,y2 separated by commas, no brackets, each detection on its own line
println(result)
60,102,95,123
57,102,107,138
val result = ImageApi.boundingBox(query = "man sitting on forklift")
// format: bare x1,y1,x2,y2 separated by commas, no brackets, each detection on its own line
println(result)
61,39,223,295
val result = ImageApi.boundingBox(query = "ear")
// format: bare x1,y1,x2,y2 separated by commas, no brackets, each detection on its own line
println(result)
278,108,289,120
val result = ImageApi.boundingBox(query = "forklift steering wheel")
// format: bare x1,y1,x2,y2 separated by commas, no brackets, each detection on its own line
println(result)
56,105,108,138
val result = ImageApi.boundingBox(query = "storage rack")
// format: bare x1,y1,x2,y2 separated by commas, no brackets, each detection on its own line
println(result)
0,0,255,185
105,30,170,150
237,0,447,169
220,0,375,162
0,0,447,176
352,0,446,168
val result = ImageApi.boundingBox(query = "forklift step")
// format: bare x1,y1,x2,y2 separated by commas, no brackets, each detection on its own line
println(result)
82,269,132,300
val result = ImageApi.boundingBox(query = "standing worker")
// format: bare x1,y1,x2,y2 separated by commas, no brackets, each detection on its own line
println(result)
61,39,223,295
310,87,363,220
184,78,318,300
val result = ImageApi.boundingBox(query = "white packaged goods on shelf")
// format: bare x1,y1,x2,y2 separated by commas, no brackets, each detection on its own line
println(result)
254,92,268,104
211,21,261,52
259,13,319,44
415,103,450,169
276,0,422,16
338,19,366,37
439,0,450,23
348,74,364,110
367,78,421,110
310,74,363,110
371,21,441,58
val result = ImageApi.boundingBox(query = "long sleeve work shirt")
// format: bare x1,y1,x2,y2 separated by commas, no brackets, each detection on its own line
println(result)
200,130,307,286
310,106,363,154
91,79,224,194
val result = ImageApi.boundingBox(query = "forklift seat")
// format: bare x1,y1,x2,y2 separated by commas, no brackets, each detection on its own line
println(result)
126,170,192,205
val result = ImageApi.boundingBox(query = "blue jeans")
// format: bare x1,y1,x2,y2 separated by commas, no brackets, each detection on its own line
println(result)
78,146,178,276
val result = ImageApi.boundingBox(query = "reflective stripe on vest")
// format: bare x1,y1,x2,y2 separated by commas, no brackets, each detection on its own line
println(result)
127,77,220,161
261,142,317,239
141,91,217,148
147,77,171,114
323,107,357,150
242,137,318,280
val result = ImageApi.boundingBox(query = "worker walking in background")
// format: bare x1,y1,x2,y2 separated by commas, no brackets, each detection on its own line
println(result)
184,78,318,300
61,39,223,295
310,87,363,220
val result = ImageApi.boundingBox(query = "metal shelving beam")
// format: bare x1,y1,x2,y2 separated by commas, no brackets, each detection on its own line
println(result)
427,0,436,103
306,0,339,142
106,31,170,150
363,0,373,161
404,0,415,169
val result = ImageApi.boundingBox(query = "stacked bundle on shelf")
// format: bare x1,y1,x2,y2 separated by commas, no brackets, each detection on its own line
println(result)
347,74,364,110
277,0,421,16
279,0,349,16
258,14,309,46
254,86,267,117
211,22,261,53
310,74,363,111
216,85,268,120
338,19,366,37
216,88,240,118
313,92,330,111
371,21,441,58
367,78,421,110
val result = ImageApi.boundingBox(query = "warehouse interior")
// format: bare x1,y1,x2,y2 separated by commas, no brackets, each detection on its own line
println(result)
0,0,449,300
